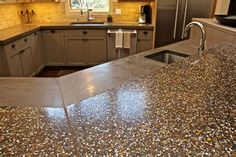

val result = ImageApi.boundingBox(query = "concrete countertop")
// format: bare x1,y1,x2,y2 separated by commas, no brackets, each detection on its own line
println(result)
0,43,235,156
0,39,198,108
0,23,154,45
193,18,236,36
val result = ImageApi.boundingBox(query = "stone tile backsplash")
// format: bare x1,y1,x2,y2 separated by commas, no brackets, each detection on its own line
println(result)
0,4,22,30
0,1,154,30
22,1,151,23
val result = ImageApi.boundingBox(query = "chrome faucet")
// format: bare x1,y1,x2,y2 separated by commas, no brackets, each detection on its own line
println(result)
183,22,206,54
80,8,94,22
87,8,93,22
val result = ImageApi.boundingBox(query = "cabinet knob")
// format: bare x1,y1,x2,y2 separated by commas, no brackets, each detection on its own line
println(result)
143,31,148,35
34,32,39,36
83,31,88,35
19,49,25,54
24,38,28,42
11,44,16,48
50,30,56,33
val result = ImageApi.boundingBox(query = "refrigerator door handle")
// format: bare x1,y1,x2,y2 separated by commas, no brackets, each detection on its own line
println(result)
173,0,180,39
181,0,189,39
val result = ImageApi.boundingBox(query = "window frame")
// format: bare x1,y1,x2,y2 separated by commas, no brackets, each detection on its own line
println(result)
66,0,111,14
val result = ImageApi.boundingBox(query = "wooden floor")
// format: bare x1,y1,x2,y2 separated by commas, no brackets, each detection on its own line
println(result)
35,66,91,77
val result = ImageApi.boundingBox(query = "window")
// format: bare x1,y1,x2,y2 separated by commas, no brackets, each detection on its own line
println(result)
69,0,109,12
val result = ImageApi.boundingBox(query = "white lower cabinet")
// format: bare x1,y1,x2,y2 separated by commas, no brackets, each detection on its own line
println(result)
64,29,107,66
86,38,107,65
1,28,154,77
7,52,24,77
137,30,153,53
6,46,35,77
3,34,36,77
0,48,8,76
31,31,44,72
42,30,66,65
20,47,35,76
65,37,86,65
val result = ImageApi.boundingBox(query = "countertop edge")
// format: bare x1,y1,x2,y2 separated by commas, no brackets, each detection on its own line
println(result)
0,23,154,45
193,18,236,36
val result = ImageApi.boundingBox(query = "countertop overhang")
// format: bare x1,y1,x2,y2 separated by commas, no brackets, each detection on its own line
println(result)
0,39,198,108
0,23,154,45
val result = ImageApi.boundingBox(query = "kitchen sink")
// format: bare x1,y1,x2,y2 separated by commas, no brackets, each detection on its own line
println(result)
145,50,189,64
70,22,105,25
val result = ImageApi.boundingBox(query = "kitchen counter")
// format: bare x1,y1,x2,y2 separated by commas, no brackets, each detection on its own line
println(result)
193,18,236,35
0,23,154,45
0,43,235,156
0,39,198,107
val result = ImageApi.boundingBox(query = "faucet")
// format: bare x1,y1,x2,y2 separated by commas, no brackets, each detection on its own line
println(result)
183,22,206,54
87,8,93,22
80,8,94,22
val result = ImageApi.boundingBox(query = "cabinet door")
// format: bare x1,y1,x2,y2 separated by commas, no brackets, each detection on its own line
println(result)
7,54,23,77
31,31,43,71
0,49,7,76
86,38,107,65
65,37,86,65
137,30,153,53
42,30,65,65
137,38,153,53
20,47,35,76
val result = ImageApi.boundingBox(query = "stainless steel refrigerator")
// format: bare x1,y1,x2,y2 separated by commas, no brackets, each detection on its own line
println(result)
154,0,216,47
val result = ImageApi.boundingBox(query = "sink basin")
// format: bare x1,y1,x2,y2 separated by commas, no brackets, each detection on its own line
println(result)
145,50,189,64
70,22,105,25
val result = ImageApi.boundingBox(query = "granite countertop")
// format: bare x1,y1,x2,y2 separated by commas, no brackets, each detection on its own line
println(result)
0,43,235,156
0,22,154,45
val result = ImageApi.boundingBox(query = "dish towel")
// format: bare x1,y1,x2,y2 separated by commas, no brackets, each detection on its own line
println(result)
124,32,131,49
115,31,123,49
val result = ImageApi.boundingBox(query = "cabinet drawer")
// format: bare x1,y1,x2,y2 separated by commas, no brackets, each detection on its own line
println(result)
4,36,31,58
138,30,153,39
65,30,106,37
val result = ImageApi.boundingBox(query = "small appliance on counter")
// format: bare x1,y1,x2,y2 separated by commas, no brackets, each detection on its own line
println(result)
138,5,152,24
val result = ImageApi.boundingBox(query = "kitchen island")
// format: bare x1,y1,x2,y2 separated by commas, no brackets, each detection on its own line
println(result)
0,43,235,156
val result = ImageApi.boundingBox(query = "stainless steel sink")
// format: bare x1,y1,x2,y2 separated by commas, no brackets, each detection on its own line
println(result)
145,50,189,64
70,22,105,25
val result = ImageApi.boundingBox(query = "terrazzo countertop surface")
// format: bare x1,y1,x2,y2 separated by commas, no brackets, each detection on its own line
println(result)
0,43,235,156
0,23,154,45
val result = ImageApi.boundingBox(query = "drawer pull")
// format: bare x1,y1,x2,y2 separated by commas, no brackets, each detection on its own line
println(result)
143,31,148,35
19,50,25,54
11,44,16,48
24,38,28,42
83,31,88,35
50,30,56,33
34,32,39,36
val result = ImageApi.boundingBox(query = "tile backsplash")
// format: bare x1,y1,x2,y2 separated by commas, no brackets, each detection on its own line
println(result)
0,4,22,30
0,1,155,30
22,1,152,23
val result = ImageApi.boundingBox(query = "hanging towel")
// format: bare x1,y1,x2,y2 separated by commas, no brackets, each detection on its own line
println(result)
124,32,131,49
115,31,123,48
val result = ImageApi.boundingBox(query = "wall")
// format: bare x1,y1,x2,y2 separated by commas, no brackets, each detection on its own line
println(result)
0,4,22,30
214,0,230,15
21,1,152,23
